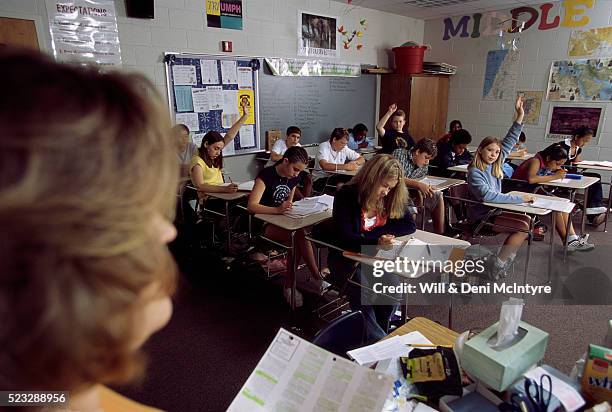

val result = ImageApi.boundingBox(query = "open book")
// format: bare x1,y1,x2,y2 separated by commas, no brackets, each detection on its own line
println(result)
284,194,334,218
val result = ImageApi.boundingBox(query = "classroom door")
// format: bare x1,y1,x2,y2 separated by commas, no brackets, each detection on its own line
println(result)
408,76,449,141
0,17,39,50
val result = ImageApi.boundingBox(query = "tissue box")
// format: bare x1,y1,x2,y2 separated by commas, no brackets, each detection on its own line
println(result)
461,321,548,391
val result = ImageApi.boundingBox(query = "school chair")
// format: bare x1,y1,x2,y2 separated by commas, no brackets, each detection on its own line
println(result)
312,310,366,358
407,188,427,230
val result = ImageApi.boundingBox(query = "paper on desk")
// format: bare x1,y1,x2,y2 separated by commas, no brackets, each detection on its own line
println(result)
284,195,334,218
237,180,255,191
347,331,433,365
376,238,453,266
521,198,575,213
419,177,446,187
227,328,394,412
578,160,612,167
524,367,584,412
549,178,572,184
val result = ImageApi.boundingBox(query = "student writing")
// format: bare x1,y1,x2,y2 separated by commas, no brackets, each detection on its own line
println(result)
190,102,248,195
248,146,323,307
393,138,446,234
316,127,365,172
327,154,416,341
512,144,594,252
267,126,312,199
347,123,374,150
432,128,473,177
376,103,415,154
549,126,606,226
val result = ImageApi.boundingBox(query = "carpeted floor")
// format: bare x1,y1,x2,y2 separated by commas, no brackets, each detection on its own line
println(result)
116,212,612,412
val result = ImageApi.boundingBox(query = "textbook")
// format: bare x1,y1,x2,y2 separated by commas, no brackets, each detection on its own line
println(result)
228,328,394,412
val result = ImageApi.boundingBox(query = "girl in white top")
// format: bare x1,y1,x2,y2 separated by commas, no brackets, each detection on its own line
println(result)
316,127,365,172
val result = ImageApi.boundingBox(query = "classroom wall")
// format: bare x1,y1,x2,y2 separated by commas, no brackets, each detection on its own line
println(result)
423,1,612,190
1,0,424,181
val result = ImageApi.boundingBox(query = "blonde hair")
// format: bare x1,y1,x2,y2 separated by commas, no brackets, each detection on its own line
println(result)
470,136,504,179
0,49,178,391
348,154,408,219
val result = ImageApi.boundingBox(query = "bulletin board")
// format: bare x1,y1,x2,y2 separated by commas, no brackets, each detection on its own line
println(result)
164,53,262,156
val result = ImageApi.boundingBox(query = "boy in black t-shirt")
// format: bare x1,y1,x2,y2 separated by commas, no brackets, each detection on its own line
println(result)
376,103,415,154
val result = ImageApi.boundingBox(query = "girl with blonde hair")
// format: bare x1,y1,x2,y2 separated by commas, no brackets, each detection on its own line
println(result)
327,154,416,341
467,96,535,280
0,49,178,411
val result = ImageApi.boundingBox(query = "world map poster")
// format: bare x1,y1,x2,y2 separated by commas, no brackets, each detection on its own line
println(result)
547,59,611,102
482,50,519,101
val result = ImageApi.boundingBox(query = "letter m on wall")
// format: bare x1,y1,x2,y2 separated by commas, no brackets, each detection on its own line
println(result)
443,16,470,40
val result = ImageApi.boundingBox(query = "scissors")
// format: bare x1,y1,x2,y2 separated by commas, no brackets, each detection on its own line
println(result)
524,374,552,412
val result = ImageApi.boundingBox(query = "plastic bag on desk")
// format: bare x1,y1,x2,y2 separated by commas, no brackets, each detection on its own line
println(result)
491,297,524,348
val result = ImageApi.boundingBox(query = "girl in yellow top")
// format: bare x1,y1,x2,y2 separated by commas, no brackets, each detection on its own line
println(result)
190,102,248,195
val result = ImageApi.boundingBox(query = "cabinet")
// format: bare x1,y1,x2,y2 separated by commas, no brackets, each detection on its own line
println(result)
379,74,449,142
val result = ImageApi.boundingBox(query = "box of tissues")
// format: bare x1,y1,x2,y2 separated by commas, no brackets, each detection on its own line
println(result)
461,321,549,391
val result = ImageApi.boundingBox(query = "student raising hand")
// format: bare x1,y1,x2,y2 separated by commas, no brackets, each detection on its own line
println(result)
514,95,524,124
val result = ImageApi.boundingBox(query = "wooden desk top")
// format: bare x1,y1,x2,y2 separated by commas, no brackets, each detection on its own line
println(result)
206,191,250,201
418,176,465,191
575,161,612,172
542,175,599,190
386,317,458,346
254,209,332,231
342,230,470,279
506,151,534,161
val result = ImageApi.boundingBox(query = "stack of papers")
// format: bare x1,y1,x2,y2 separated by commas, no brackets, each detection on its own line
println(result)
347,331,433,365
228,328,394,412
284,194,334,218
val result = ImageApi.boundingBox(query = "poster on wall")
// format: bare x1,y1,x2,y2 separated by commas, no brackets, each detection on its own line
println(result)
545,105,605,143
206,0,243,30
568,26,612,57
547,59,612,102
45,0,121,67
517,91,544,125
298,11,337,57
482,50,519,100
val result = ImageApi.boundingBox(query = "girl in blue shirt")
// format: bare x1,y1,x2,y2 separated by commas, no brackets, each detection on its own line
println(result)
467,96,535,279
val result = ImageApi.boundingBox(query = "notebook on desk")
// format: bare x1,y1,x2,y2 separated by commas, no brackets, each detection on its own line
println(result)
283,194,334,218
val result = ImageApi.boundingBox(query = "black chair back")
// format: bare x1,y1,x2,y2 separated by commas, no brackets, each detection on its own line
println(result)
312,310,365,358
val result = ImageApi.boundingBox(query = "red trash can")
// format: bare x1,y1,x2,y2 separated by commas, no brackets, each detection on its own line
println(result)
392,45,428,74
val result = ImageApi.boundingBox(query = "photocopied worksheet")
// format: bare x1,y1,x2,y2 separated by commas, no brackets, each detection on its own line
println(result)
227,328,394,412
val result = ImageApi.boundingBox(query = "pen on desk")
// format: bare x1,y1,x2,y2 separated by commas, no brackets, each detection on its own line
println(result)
407,344,453,348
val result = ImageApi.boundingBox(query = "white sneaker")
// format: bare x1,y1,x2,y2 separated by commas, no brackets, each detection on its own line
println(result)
567,234,595,252
284,288,303,308
586,206,607,215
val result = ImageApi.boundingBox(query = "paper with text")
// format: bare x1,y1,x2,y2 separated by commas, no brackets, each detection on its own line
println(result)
172,65,197,85
175,113,199,131
221,60,238,84
228,328,394,412
237,66,253,89
191,88,210,113
347,332,432,365
521,198,575,213
200,59,219,84
206,86,223,111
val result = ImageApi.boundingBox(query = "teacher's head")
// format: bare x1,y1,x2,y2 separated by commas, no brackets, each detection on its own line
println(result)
0,49,178,394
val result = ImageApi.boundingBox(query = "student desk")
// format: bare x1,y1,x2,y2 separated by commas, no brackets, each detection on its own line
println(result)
386,316,458,345
574,161,612,232
413,176,465,229
342,230,470,328
507,151,534,161
540,175,599,235
254,210,333,310
200,190,251,253
447,164,468,174
483,191,571,283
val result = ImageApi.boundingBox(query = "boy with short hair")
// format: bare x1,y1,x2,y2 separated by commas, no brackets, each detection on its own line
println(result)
433,129,473,176
175,123,198,178
393,138,446,234
376,103,415,154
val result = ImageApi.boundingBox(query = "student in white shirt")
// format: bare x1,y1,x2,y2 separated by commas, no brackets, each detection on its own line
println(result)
316,127,365,172
268,126,302,166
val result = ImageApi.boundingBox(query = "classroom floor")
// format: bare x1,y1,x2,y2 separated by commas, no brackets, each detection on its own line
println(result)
115,212,612,412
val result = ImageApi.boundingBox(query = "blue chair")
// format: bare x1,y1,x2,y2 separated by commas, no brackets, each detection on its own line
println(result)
312,310,365,358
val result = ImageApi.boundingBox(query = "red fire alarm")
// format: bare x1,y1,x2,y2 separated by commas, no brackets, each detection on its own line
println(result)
221,41,233,52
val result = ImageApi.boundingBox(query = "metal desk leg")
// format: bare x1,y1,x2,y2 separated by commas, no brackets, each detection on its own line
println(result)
289,230,297,311
548,211,555,283
563,191,575,262
581,187,589,235
523,216,534,285
225,200,232,253
605,177,612,233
